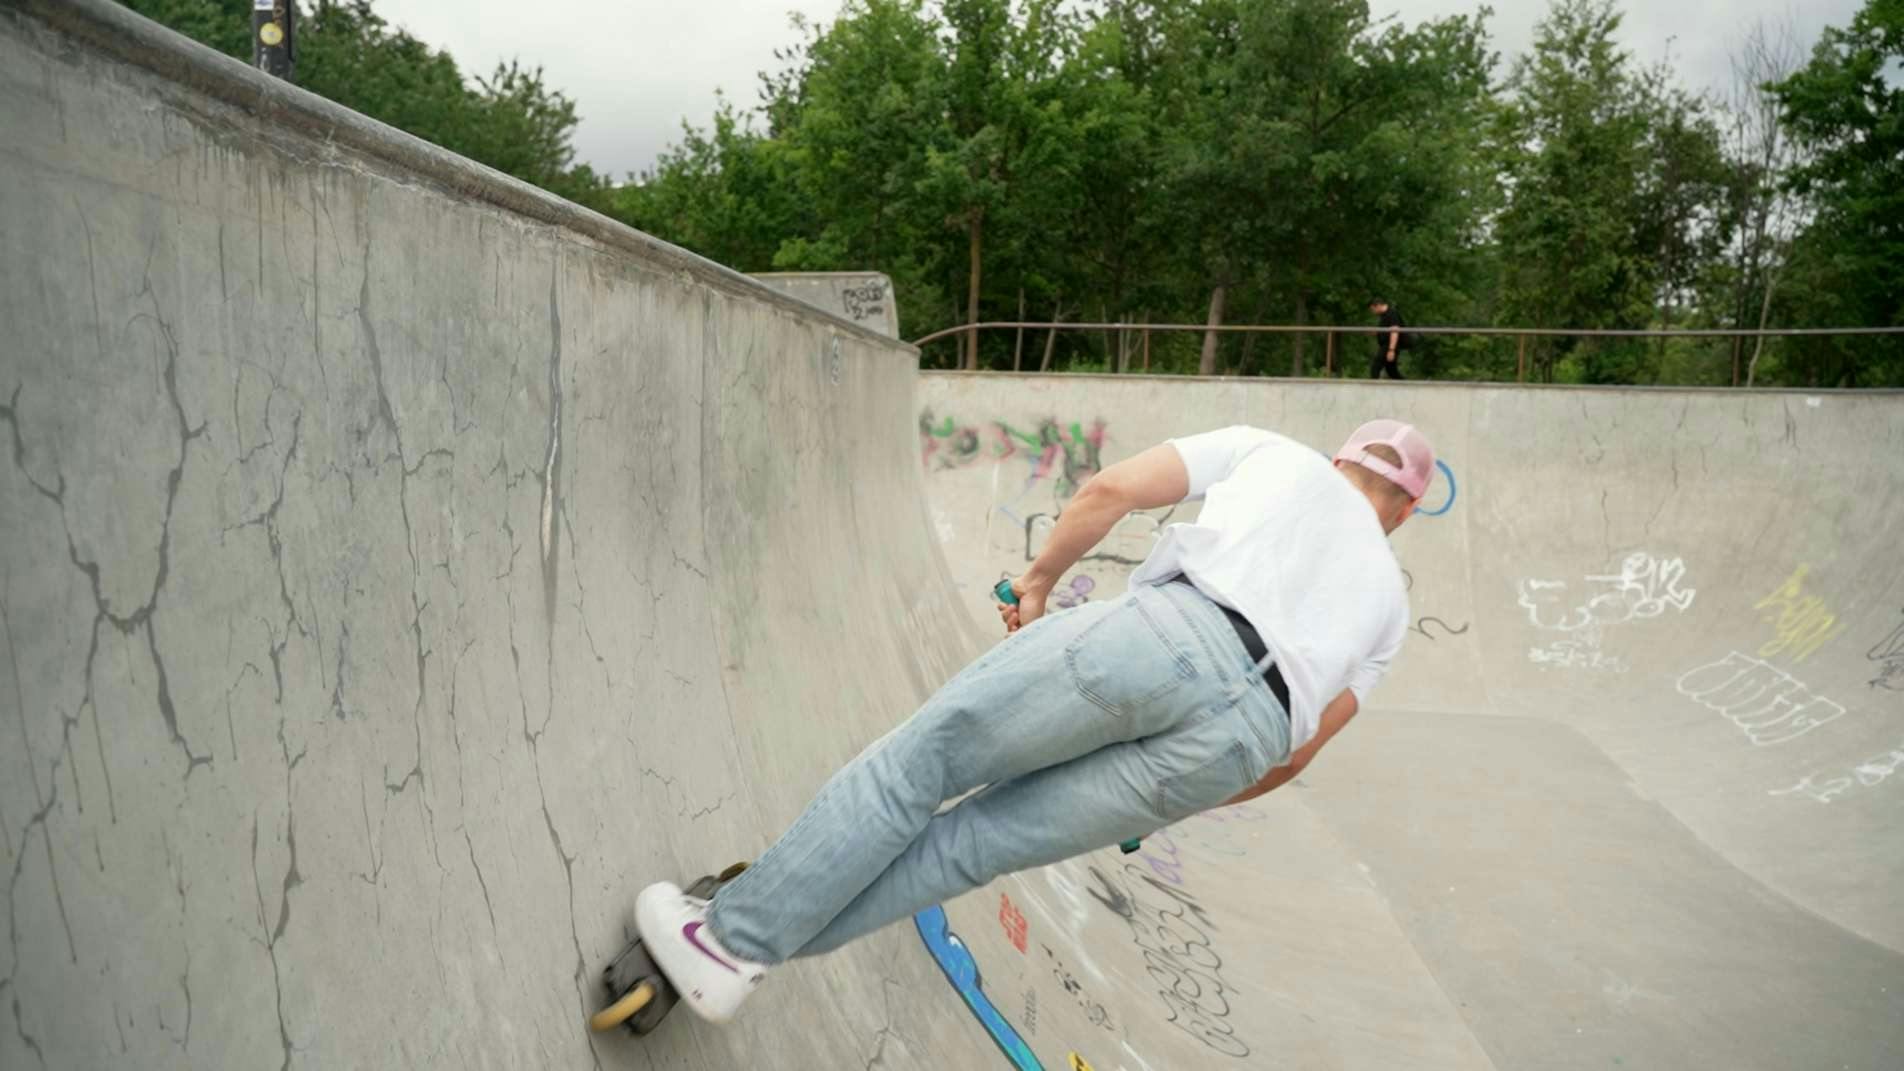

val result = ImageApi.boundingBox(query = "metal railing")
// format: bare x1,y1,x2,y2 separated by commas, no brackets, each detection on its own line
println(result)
911,321,1904,384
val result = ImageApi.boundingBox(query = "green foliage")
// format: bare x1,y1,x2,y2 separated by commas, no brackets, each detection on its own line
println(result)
120,0,609,212
1759,0,1904,386
1494,0,1715,382
613,100,799,271
634,0,1899,384
1192,0,1497,375
123,0,1903,386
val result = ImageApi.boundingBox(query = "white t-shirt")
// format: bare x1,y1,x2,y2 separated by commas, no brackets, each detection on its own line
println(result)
1128,426,1408,749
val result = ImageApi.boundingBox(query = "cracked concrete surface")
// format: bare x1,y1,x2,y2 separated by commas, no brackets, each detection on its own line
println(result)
0,3,992,1067
4,4,1902,1071
919,372,1904,1069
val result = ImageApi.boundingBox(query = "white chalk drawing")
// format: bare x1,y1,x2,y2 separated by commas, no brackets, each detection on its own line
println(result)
931,506,957,546
1770,775,1855,805
1676,651,1847,746
1519,552,1698,630
1526,638,1629,673
1518,552,1696,671
1601,969,1672,1009
1769,740,1904,804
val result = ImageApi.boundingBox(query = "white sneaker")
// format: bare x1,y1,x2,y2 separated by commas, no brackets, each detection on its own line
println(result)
634,881,768,1023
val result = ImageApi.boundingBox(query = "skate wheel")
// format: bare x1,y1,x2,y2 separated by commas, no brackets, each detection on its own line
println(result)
717,861,749,883
588,981,655,1032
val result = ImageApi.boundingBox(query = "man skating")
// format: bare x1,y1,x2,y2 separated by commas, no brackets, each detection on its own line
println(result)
634,419,1435,1022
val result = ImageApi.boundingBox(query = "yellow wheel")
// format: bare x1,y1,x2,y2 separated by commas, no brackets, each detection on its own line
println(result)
717,861,750,882
588,981,655,1032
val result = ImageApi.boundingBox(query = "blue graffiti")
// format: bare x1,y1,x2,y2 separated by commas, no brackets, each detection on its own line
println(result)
1418,459,1457,517
1314,443,1458,518
915,905,1043,1070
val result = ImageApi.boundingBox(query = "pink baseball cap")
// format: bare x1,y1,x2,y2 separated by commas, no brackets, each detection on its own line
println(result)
1334,419,1436,499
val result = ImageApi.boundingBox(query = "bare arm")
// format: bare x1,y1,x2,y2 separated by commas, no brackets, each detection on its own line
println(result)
998,443,1188,631
1220,687,1360,805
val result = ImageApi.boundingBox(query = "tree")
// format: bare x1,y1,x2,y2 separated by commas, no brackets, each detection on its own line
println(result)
1630,74,1728,383
1030,1,1179,372
760,1,959,344
133,0,1893,386
1761,0,1904,387
1496,0,1670,382
121,0,610,212
613,100,802,271
1703,18,1808,387
910,0,1085,368
1152,0,1495,377
123,0,253,58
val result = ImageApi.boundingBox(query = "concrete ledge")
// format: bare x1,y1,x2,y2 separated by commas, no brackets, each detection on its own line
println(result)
5,0,909,352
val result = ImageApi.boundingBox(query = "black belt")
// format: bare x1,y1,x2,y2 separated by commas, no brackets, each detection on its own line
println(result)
1168,576,1291,714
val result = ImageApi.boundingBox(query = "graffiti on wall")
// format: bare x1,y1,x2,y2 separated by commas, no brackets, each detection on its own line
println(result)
915,905,1043,1069
1753,565,1845,663
919,410,1107,499
1050,575,1097,610
1025,508,1177,568
1518,552,1697,671
921,411,992,469
840,280,890,322
1002,419,1106,498
991,572,1099,612
920,891,1116,1069
1770,740,1904,804
1043,943,1116,1033
1000,892,1030,953
1417,458,1459,517
1087,863,1249,1059
1676,650,1847,746
1412,617,1472,642
1400,569,1473,643
1869,612,1904,691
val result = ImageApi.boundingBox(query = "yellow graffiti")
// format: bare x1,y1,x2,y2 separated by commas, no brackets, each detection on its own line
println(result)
1753,565,1845,663
1068,1054,1095,1071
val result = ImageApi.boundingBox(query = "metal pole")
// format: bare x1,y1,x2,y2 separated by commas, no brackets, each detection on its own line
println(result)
1517,335,1527,383
1143,328,1151,373
911,321,1904,348
253,1,296,81
1325,331,1335,376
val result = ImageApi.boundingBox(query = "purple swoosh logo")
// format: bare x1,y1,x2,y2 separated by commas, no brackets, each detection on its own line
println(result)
682,922,739,974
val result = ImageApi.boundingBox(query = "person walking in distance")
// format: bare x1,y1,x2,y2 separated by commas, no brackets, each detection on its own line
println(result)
1369,298,1407,379
632,420,1437,1024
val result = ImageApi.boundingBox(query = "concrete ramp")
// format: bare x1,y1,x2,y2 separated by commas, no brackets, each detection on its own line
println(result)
917,373,1904,1069
3,3,1901,1070
0,3,994,1067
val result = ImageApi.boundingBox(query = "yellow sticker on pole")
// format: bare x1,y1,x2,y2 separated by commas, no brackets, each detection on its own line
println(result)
258,22,284,46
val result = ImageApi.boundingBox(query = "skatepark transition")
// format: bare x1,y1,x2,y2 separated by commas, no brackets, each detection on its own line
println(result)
2,3,1900,1069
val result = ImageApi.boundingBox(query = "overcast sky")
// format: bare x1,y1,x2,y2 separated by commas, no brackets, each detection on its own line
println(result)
369,0,1860,181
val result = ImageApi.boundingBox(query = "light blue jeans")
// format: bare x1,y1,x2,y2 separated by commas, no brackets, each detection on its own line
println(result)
705,580,1292,964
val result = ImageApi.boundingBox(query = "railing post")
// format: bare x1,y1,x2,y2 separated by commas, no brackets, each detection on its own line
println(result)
1325,330,1335,376
1517,335,1528,383
1143,328,1151,373
253,0,295,80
